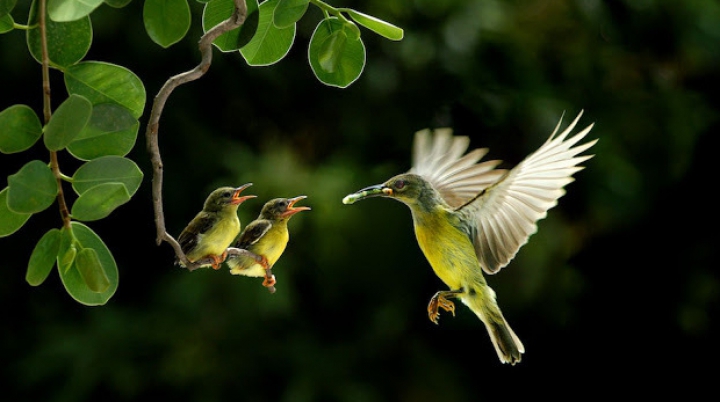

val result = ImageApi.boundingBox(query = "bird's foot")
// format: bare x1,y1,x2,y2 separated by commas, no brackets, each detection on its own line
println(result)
252,254,276,293
427,290,461,324
263,267,276,294
190,253,226,270
204,252,228,270
253,254,269,269
212,251,230,270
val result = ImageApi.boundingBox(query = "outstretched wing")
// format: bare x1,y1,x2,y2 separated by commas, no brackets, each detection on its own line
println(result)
459,111,597,274
234,219,272,249
410,128,507,208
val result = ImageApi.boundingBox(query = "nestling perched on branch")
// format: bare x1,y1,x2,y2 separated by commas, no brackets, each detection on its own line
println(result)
176,184,256,270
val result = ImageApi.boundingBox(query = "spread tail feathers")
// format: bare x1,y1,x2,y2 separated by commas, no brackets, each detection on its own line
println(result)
461,285,525,365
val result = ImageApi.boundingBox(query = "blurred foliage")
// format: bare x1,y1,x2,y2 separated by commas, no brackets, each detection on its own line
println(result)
1,0,718,400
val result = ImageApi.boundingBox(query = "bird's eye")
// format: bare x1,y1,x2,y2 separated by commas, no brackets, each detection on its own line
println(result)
395,180,406,190
222,191,231,198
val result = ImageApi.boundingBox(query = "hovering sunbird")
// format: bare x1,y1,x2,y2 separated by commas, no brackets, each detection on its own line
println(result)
343,111,596,364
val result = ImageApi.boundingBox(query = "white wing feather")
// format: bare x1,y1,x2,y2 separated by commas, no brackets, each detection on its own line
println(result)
410,128,507,208
461,110,596,274
408,111,596,274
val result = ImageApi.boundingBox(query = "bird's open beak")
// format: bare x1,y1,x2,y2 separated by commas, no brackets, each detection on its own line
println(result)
342,184,393,204
281,195,311,218
230,183,257,205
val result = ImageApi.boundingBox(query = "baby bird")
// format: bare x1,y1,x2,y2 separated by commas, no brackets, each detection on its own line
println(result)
226,196,310,293
177,184,256,270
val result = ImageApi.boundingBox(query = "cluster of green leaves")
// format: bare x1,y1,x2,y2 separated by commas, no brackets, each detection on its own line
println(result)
1,0,144,305
187,0,402,88
0,0,402,305
0,105,141,307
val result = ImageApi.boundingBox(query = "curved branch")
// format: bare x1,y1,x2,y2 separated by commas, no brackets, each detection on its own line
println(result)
145,0,248,269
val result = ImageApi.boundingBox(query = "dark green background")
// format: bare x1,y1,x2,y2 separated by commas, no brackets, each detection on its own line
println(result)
2,0,717,400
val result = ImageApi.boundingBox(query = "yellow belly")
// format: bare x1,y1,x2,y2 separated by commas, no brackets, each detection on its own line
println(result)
229,224,289,276
189,215,240,261
255,228,289,268
413,207,481,290
230,262,267,278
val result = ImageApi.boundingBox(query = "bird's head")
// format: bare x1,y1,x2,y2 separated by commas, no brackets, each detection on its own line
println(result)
259,196,311,220
203,183,256,212
342,173,434,208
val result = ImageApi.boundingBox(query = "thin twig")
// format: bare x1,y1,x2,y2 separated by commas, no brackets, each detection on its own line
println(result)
145,0,247,269
39,0,71,229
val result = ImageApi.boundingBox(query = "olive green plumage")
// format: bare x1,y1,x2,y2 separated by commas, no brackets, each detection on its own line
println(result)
343,111,597,364
177,184,256,269
226,196,310,292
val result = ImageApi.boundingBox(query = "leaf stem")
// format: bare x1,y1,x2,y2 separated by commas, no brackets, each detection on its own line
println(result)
13,23,38,30
39,0,71,229
310,0,348,22
145,0,248,269
309,0,335,14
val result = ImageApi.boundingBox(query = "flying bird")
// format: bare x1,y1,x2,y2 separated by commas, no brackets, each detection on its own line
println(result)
177,184,256,270
342,111,596,364
226,196,310,293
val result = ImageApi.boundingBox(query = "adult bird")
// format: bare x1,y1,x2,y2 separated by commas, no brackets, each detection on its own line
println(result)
342,111,596,365
226,196,310,293
177,184,256,270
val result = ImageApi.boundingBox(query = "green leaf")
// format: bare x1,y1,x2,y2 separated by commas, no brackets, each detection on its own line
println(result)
57,226,76,273
309,18,366,88
26,0,92,68
273,0,308,29
0,13,13,33
67,103,138,160
343,20,361,41
202,0,259,52
58,222,118,305
0,187,31,237
318,29,346,73
0,105,43,153
7,160,57,214
103,0,132,8
75,247,110,292
64,61,146,119
48,0,104,22
0,0,16,18
26,228,62,286
43,94,93,151
346,9,403,41
72,155,143,196
240,0,296,66
71,182,130,221
143,0,191,48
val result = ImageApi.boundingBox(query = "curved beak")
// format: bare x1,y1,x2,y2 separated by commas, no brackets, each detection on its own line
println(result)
230,183,257,205
342,184,393,205
281,195,311,218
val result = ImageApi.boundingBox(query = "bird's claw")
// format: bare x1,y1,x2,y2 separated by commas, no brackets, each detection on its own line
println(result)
211,251,229,270
190,253,226,270
255,254,269,269
263,269,276,294
427,292,456,324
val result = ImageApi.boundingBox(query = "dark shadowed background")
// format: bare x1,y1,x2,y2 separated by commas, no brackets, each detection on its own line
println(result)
2,0,718,400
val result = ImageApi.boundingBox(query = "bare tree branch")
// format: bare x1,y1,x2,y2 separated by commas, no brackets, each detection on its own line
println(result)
145,0,248,270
